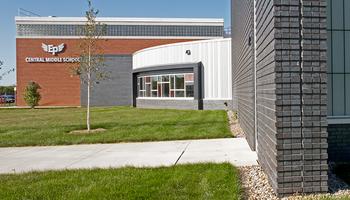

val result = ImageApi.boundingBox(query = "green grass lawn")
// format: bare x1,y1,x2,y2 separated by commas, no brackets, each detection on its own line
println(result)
0,106,232,147
0,163,242,200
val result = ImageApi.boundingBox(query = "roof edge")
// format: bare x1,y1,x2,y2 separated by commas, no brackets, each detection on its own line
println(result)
15,16,224,25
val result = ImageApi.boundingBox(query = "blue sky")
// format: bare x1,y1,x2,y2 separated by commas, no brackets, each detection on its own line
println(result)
0,0,231,86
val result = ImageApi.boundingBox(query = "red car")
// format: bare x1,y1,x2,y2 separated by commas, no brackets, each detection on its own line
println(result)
0,95,15,104
0,96,5,104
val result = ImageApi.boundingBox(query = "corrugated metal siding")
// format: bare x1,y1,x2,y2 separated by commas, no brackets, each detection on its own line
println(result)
133,39,232,100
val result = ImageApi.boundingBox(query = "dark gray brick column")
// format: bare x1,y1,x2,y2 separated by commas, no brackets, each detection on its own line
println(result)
274,0,305,195
300,0,328,193
274,0,328,195
232,0,328,197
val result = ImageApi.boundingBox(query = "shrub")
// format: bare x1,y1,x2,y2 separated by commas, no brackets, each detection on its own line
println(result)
23,82,41,108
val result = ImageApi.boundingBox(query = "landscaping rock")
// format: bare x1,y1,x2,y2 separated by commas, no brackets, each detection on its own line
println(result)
239,165,279,200
239,165,350,200
227,110,245,138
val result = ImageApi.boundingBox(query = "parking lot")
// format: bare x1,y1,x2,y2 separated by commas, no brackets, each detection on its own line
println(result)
0,95,15,107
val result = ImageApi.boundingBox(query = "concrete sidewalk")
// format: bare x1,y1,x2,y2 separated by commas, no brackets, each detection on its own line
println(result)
0,138,258,174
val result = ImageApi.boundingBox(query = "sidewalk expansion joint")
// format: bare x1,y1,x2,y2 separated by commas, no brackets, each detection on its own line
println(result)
174,141,191,166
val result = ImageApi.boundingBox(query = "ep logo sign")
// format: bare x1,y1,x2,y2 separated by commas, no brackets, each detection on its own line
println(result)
42,43,65,55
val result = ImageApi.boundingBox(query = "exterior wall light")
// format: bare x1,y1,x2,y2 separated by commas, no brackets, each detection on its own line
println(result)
248,36,252,46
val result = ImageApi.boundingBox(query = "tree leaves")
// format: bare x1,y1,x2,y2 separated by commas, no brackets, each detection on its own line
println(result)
23,81,41,108
71,0,108,86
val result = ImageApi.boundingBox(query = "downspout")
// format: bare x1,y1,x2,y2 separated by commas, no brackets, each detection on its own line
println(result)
254,0,258,153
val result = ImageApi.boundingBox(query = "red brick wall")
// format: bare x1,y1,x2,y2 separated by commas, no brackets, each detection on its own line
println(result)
16,38,194,106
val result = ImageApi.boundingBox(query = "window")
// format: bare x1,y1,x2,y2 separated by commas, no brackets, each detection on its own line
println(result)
175,75,185,89
162,83,170,97
346,0,350,29
138,77,145,97
170,75,175,90
186,83,194,97
16,24,224,37
332,0,344,29
332,31,344,73
346,32,350,73
185,74,194,98
137,73,195,99
175,91,185,98
347,75,350,115
333,74,345,115
327,74,333,116
327,0,350,116
146,84,151,97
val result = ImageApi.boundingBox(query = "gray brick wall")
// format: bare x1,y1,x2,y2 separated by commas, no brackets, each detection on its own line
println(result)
328,124,350,162
136,99,230,110
255,0,279,193
231,0,256,150
232,0,328,196
136,99,198,110
81,55,132,107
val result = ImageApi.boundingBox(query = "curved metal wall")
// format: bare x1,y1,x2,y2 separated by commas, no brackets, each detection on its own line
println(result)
133,38,232,100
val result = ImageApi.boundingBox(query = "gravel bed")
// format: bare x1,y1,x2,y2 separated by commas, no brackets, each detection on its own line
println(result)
239,165,350,200
231,113,350,199
239,165,279,200
227,110,245,138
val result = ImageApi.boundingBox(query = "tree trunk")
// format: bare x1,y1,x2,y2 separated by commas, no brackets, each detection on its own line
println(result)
87,46,91,132
87,77,91,132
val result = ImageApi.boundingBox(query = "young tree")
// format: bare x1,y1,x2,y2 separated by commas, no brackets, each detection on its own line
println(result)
71,0,107,132
23,81,41,109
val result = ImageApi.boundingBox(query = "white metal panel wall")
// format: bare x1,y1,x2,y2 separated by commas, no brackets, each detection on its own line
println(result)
133,38,232,100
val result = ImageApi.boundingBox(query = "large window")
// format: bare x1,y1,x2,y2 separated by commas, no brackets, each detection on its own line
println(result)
327,0,350,116
138,73,194,98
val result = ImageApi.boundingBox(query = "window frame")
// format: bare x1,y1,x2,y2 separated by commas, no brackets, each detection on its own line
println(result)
137,73,195,100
